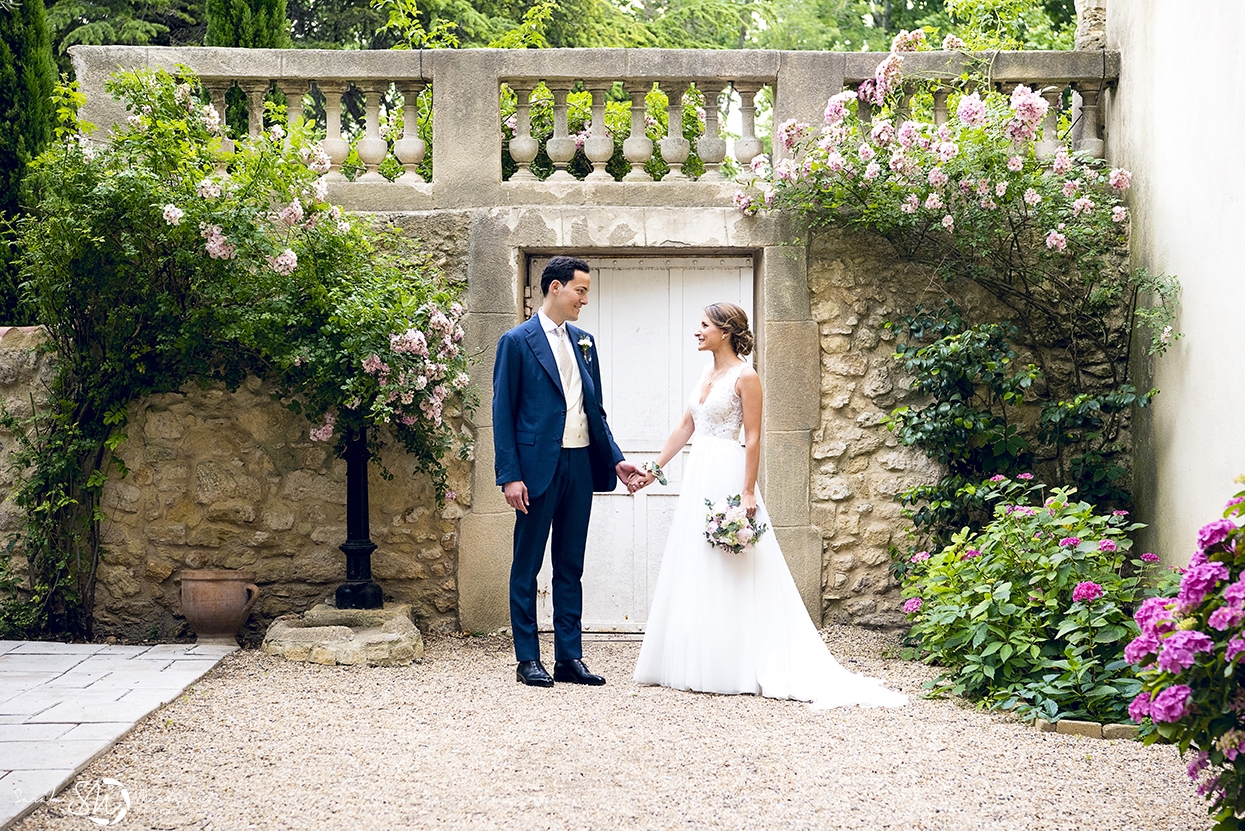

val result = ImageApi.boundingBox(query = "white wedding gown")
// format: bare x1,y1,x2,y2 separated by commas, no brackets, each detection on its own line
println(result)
634,363,907,709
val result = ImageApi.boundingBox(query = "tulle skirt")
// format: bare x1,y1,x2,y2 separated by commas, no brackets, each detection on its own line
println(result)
634,436,907,709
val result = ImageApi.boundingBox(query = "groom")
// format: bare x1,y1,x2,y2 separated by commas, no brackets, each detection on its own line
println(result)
492,256,642,687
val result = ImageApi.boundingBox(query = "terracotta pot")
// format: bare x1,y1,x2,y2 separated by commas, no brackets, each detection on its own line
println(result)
180,570,260,644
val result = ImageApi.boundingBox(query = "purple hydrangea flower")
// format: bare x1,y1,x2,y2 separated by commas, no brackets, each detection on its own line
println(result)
1128,691,1151,723
1017,473,1034,480
910,551,930,563
1198,518,1238,552
1209,606,1245,631
1059,537,1081,548
903,597,923,614
1224,578,1245,609
1156,630,1214,674
1072,581,1104,603
989,474,1006,482
1140,552,1160,563
1227,637,1245,663
1134,596,1176,636
1149,685,1192,723
961,549,982,560
1187,751,1210,779
1098,539,1118,552
1125,631,1159,665
1178,561,1230,608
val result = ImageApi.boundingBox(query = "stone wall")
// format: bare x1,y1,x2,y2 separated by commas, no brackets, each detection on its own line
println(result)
805,229,1012,628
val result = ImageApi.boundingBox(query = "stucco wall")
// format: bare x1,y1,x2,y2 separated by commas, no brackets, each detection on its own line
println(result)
1106,2,1245,566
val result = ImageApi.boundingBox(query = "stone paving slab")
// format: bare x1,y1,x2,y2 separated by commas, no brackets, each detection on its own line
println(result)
0,642,235,830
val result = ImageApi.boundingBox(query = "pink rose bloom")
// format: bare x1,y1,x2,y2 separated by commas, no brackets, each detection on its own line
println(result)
1112,206,1128,223
1023,188,1041,206
871,119,895,145
995,181,1008,197
1045,230,1067,253
1007,155,1023,172
928,167,949,188
942,34,966,51
863,161,881,180
1148,685,1192,723
901,194,919,214
891,28,926,52
924,192,944,211
903,597,923,614
776,119,811,152
956,92,987,128
1128,692,1151,723
1156,629,1214,674
1062,180,1079,198
941,214,954,232
826,152,846,172
897,120,921,148
858,143,876,162
938,141,959,162
824,90,857,126
1052,149,1072,175
1072,196,1095,217
1108,168,1132,190
1072,581,1104,603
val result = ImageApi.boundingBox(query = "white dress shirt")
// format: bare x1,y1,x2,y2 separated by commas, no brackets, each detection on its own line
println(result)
537,309,590,448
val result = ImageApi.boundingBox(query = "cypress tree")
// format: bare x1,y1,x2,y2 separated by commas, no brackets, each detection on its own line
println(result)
0,0,57,324
205,0,292,47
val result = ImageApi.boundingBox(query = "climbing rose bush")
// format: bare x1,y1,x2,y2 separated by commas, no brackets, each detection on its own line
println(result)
902,475,1164,722
1129,479,1245,829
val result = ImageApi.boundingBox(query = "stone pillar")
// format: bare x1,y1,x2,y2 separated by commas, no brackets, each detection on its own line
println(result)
932,87,949,127
507,85,539,181
1036,87,1063,159
206,82,235,166
1074,83,1105,157
241,81,269,139
318,81,350,182
657,82,690,181
733,82,763,170
276,80,307,133
545,84,577,181
355,83,390,183
622,82,653,182
394,82,427,184
696,84,729,182
583,85,614,181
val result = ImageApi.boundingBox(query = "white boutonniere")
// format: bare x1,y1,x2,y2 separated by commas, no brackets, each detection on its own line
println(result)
578,335,593,363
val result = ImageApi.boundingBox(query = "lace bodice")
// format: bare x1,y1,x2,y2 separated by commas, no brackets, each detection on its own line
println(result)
690,362,747,441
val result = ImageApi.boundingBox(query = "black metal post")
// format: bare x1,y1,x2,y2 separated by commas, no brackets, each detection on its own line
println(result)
335,425,383,609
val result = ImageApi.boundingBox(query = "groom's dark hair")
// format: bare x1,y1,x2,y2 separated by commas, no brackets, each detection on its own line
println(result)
541,256,591,295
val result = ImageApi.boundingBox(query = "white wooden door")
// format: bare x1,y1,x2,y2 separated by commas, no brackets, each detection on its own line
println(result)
530,256,755,632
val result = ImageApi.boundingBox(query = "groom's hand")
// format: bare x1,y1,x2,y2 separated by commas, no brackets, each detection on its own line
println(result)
503,480,529,514
616,461,642,493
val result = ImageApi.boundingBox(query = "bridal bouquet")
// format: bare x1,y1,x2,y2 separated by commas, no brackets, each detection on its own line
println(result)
704,495,769,555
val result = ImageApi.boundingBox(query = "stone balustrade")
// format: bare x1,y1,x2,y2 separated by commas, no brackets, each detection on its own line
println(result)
70,46,1119,210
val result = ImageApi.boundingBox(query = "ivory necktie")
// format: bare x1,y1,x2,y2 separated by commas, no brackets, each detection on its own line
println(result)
555,327,575,391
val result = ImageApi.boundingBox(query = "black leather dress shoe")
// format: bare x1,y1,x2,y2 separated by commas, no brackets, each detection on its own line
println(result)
553,659,606,686
516,660,554,687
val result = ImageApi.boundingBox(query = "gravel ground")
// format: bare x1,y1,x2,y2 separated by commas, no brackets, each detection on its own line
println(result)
17,628,1207,831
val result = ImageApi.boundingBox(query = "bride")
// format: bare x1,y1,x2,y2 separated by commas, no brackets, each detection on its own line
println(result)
632,302,907,709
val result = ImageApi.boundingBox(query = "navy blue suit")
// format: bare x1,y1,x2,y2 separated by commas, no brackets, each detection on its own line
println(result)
493,314,625,662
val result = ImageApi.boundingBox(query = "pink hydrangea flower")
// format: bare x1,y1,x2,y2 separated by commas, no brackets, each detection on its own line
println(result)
956,92,987,128
1125,631,1159,665
1148,685,1192,723
1128,691,1151,723
1227,637,1245,663
1178,561,1231,608
1197,518,1237,552
1072,581,1103,603
989,474,1006,482
1135,596,1177,636
1059,537,1081,547
910,551,930,563
1156,630,1214,673
903,597,923,614
1098,539,1118,552
961,548,982,560
1108,168,1132,190
1209,606,1244,631
1017,473,1033,480
1141,552,1160,563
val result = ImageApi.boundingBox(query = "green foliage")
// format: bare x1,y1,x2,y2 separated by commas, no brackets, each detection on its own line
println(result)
902,474,1163,722
1,0,57,324
205,0,290,46
1131,481,1245,830
2,67,470,638
45,0,204,74
485,0,552,48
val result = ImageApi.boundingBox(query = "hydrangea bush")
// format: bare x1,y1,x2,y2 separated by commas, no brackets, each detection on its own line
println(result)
1,67,470,638
1128,479,1245,829
902,474,1163,722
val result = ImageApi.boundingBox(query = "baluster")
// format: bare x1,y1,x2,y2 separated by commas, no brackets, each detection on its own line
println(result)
584,85,614,181
355,83,389,183
658,82,690,181
507,85,538,181
277,80,308,134
932,87,949,128
545,84,577,182
733,83,763,171
241,81,270,139
622,82,653,182
1036,87,1063,160
206,82,235,168
696,84,729,182
1073,83,1104,158
895,84,912,121
318,82,350,182
394,82,427,184
856,94,873,128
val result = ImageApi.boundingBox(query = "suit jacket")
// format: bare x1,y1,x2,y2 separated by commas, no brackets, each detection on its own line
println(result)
493,315,625,499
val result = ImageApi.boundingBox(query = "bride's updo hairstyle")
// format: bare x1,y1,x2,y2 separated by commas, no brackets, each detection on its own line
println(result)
705,302,755,357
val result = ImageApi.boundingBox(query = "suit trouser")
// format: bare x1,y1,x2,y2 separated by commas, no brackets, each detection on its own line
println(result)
510,447,593,663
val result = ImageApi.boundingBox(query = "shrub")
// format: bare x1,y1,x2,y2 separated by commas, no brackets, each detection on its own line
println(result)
902,474,1162,722
1129,479,1245,829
